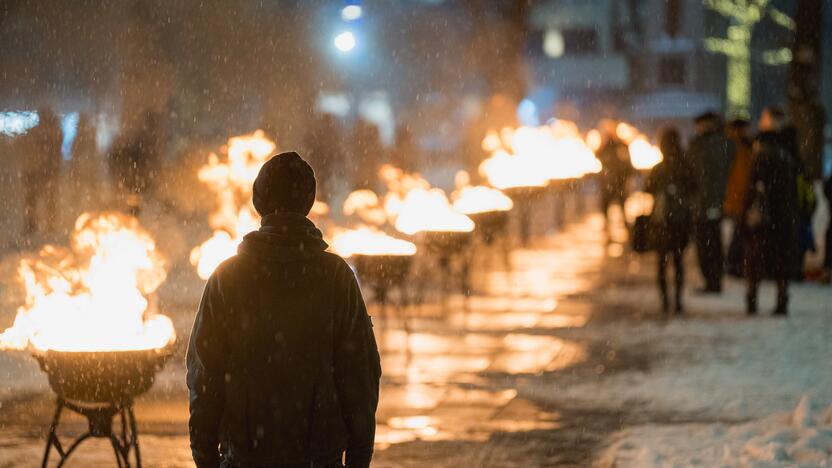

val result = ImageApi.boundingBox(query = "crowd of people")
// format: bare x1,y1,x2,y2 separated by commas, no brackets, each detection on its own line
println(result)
15,107,164,238
616,107,828,317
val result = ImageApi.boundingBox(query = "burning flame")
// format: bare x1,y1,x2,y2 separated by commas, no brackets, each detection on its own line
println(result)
627,136,663,170
190,130,276,279
604,121,663,170
189,131,329,280
0,212,174,352
478,120,601,189
343,189,388,226
329,226,417,257
451,171,513,215
379,165,474,235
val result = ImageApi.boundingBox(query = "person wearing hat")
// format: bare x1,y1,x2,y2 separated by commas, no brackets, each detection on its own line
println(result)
187,152,381,468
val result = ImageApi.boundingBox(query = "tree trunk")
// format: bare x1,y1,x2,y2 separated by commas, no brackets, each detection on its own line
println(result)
788,0,826,180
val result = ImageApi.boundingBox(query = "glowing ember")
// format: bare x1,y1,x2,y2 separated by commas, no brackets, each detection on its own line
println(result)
0,212,174,352
189,131,329,279
478,120,601,189
452,172,513,215
379,165,474,235
329,226,417,257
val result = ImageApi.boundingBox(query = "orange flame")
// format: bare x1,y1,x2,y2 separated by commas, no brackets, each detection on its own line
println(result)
379,165,474,235
451,171,513,215
329,226,417,257
189,131,329,279
0,212,174,352
478,120,601,189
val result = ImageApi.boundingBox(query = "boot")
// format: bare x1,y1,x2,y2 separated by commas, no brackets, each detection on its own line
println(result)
746,294,758,315
661,294,670,314
674,293,684,315
773,294,788,316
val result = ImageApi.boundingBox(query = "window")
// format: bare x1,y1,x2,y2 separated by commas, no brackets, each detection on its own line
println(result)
543,29,565,58
561,28,599,55
659,56,686,85
665,0,682,37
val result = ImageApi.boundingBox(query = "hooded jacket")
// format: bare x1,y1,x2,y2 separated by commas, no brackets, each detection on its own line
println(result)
187,213,381,468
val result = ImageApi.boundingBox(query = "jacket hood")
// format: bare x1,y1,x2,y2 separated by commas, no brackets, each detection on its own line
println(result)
238,212,328,262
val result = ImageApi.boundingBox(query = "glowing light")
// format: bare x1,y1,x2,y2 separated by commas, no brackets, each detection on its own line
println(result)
543,29,565,58
0,111,39,136
452,183,514,215
379,165,474,235
703,0,794,119
478,120,601,189
190,131,276,279
189,131,328,279
628,136,663,170
341,5,363,21
0,212,174,352
330,226,416,257
334,31,356,52
343,189,388,226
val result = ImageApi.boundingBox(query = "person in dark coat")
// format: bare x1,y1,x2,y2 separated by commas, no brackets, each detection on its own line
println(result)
688,111,735,293
187,152,381,468
596,119,633,233
645,128,695,314
741,107,800,315
109,109,162,214
304,113,344,203
350,120,384,191
824,174,832,280
23,107,63,235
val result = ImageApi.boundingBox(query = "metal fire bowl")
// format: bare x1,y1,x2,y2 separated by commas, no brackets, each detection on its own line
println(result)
353,254,413,288
33,347,172,403
468,210,509,243
422,231,473,258
503,185,548,203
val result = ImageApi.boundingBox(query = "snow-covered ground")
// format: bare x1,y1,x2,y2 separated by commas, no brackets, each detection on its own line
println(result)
597,397,832,467
517,243,832,467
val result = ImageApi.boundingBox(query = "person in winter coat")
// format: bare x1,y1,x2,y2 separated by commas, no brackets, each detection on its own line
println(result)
187,152,382,468
688,111,735,293
23,107,63,236
109,109,162,215
69,113,102,213
644,128,695,314
724,119,754,277
596,119,633,233
824,175,832,280
741,107,800,315
303,113,344,203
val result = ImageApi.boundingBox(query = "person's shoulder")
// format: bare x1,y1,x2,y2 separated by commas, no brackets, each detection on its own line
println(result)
320,251,355,277
209,254,248,281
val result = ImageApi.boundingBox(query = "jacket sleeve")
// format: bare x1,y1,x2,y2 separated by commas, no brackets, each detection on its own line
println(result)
334,266,382,468
186,273,227,468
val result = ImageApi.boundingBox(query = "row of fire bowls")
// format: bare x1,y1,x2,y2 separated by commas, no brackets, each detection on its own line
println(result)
30,193,551,403
33,347,172,403
350,210,512,299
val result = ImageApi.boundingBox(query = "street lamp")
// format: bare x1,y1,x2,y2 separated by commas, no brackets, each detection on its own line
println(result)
334,31,356,53
341,4,363,21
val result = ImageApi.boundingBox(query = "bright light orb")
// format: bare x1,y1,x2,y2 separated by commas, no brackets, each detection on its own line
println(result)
334,31,356,53
341,5,363,21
